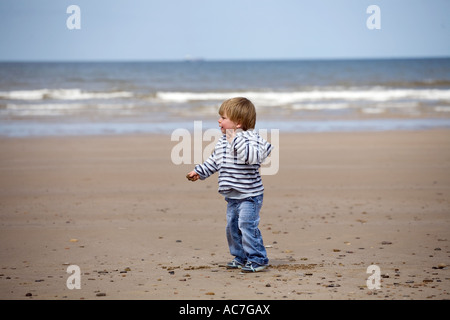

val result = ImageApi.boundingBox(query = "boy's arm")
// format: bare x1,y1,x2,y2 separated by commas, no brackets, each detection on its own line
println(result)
194,150,219,179
187,145,220,181
231,133,272,165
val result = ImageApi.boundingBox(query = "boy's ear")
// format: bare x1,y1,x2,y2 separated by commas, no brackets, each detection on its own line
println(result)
236,123,242,128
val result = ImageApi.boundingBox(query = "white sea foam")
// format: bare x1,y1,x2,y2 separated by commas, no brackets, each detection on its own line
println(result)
290,103,350,110
0,89,134,100
2,103,136,117
435,106,450,112
362,107,386,114
156,88,450,106
6,103,86,110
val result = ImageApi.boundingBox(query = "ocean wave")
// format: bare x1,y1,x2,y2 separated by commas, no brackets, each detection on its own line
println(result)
435,106,450,112
0,89,134,101
1,103,137,117
5,103,87,110
383,79,450,88
5,103,135,110
156,88,450,106
290,103,350,110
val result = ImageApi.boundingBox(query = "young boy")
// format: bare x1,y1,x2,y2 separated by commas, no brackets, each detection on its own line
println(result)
186,97,272,272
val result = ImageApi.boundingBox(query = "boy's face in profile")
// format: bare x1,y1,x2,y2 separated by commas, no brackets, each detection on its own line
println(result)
218,112,240,134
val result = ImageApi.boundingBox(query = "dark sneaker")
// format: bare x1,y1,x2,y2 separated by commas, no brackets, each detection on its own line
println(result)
226,259,244,269
241,261,267,273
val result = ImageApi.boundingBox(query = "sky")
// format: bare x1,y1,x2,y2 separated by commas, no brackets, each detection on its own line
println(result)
0,0,449,61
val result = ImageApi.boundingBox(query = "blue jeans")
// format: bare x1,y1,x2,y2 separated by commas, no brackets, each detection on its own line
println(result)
225,194,268,266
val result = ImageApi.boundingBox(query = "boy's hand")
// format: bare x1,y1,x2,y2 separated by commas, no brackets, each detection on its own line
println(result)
186,171,200,182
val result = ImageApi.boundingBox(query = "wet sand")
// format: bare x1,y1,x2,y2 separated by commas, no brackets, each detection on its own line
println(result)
0,130,449,300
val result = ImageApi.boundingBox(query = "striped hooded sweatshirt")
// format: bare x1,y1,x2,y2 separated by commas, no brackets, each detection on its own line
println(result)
194,129,273,198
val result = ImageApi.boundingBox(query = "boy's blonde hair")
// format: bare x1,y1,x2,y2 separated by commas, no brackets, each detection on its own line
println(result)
218,97,256,131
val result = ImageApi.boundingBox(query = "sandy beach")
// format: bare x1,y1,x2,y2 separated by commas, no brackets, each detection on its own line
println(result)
0,129,449,300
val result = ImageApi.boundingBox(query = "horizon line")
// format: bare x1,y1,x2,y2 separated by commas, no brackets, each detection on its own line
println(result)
1,55,449,63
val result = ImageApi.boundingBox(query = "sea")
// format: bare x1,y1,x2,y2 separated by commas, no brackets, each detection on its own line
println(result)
1,58,450,137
